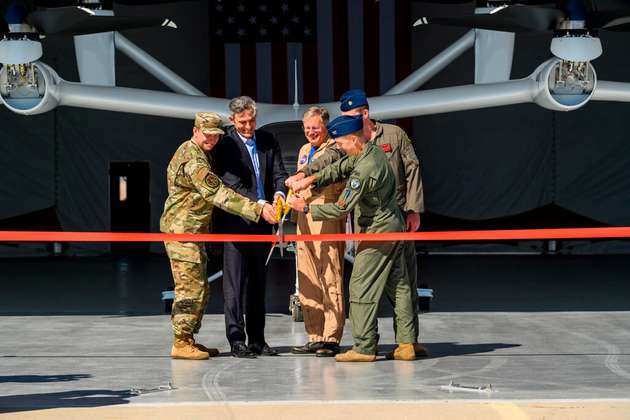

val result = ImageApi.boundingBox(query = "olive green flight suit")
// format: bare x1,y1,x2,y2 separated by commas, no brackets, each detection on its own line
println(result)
310,142,415,355
301,121,423,342
160,139,263,338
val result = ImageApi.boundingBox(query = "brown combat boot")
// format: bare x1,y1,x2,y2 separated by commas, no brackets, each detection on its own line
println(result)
413,343,429,357
385,343,416,361
171,335,209,360
335,350,376,362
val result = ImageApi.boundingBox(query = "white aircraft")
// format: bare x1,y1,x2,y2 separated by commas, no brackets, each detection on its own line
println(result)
1,0,630,127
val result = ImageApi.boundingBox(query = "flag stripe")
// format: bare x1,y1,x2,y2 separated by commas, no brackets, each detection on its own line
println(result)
271,42,288,103
302,41,319,104
225,43,241,99
363,0,380,96
256,43,273,103
332,0,350,99
209,40,225,98
316,0,334,102
379,0,396,93
348,0,364,91
240,43,257,98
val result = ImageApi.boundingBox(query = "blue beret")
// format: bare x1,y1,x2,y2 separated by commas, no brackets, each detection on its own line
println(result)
327,115,363,139
339,89,368,112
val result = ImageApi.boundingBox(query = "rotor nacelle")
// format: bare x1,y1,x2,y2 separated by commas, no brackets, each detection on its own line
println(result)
0,61,59,114
533,58,596,111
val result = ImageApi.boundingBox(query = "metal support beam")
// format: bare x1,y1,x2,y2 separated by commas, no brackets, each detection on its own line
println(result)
114,32,205,97
385,30,475,95
592,81,630,102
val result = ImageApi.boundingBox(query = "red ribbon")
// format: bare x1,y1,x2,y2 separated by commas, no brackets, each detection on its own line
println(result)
1,227,629,243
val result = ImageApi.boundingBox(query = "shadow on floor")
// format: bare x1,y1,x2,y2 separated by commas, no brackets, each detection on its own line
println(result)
0,389,133,413
0,374,91,383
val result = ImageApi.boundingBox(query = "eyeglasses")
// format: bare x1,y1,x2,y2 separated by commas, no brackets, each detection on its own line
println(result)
303,126,323,132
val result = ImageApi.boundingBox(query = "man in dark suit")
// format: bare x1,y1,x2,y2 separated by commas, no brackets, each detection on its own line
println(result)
213,96,288,358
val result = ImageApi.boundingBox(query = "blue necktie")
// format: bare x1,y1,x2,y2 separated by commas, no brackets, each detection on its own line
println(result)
307,145,317,163
245,139,265,201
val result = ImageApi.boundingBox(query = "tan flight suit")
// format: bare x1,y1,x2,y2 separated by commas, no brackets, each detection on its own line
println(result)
160,139,263,338
300,121,423,342
295,139,346,344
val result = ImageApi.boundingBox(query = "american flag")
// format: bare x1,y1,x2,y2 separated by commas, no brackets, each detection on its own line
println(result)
208,0,413,105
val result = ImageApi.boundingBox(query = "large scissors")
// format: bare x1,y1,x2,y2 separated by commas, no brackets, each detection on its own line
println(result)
265,190,293,265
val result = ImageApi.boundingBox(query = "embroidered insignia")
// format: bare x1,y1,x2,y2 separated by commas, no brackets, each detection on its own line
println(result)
336,199,347,209
381,143,392,153
299,155,307,164
350,178,361,190
204,173,220,193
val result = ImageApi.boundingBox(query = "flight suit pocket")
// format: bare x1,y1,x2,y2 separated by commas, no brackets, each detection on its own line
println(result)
165,241,203,264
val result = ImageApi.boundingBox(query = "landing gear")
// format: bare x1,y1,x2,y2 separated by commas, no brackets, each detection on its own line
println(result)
289,294,303,322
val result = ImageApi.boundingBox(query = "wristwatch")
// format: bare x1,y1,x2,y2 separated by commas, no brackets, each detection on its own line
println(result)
303,204,309,214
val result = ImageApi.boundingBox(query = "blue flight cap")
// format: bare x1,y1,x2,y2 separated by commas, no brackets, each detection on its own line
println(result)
327,115,363,139
339,89,368,112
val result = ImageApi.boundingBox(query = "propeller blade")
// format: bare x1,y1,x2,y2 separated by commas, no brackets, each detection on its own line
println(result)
26,6,176,36
587,9,630,30
113,0,196,4
415,5,564,32
410,0,556,4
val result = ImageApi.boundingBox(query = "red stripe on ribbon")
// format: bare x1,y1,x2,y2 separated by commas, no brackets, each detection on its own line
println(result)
1,228,630,243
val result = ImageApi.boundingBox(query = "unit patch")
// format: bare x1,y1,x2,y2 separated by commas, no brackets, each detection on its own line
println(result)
350,178,361,190
204,173,221,193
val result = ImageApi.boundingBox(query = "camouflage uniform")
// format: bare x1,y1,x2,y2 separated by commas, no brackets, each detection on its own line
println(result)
160,139,263,338
300,121,424,341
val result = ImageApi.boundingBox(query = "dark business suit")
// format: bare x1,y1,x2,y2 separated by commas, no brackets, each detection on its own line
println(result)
213,126,288,347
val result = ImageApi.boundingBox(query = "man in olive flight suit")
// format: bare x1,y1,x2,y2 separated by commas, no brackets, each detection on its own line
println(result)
286,89,427,358
160,112,277,360
288,114,417,362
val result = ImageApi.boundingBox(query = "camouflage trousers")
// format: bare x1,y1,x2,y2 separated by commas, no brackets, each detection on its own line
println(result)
165,241,209,337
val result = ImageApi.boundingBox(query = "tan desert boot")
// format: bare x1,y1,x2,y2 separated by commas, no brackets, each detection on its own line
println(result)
193,342,219,357
413,343,429,357
385,343,416,361
335,350,376,362
171,336,209,360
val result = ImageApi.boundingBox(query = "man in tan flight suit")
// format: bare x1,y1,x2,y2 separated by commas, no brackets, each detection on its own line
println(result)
160,112,277,360
291,106,346,357
286,89,427,358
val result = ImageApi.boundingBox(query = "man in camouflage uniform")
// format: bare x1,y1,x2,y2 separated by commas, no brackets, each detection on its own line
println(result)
286,89,427,358
288,115,417,362
160,112,277,360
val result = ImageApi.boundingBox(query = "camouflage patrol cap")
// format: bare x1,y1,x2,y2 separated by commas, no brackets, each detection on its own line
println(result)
194,112,225,135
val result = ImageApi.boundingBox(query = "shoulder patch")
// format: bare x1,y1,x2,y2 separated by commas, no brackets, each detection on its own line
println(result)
204,172,221,193
336,199,347,209
350,178,361,190
299,155,307,164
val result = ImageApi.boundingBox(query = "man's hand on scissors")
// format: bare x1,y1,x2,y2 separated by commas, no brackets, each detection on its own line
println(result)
261,203,278,224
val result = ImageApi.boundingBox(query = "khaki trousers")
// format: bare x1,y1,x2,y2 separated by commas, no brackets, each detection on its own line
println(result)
296,212,345,343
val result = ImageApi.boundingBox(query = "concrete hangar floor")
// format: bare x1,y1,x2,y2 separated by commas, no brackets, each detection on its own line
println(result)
0,253,629,419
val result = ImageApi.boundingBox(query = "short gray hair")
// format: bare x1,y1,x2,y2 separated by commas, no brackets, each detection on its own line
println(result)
229,96,257,116
302,106,330,125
